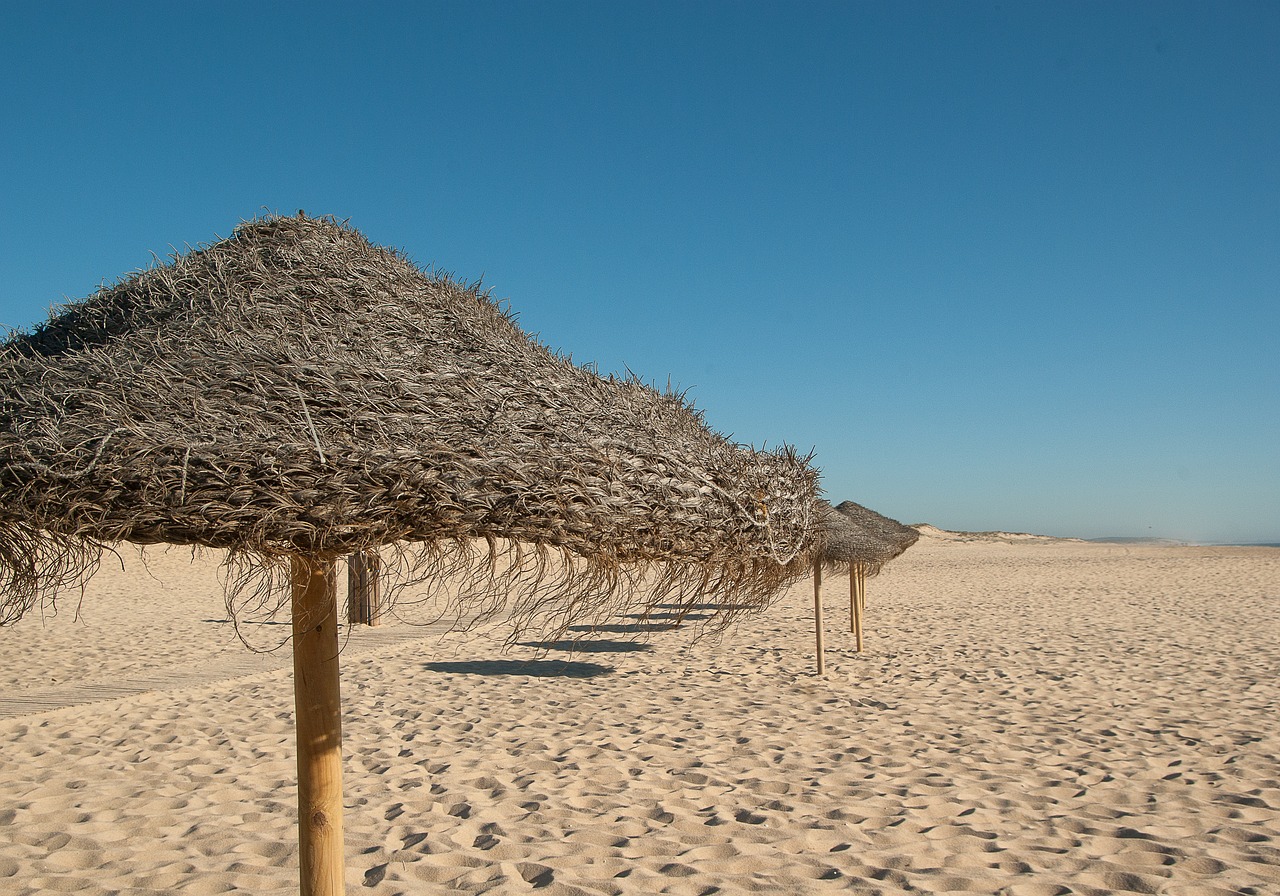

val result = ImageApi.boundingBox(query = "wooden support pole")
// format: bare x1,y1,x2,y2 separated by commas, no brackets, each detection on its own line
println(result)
346,550,382,626
291,556,345,896
850,562,865,652
849,564,855,635
813,562,825,675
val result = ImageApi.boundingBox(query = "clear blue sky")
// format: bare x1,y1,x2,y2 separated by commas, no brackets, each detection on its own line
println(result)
3,2,1277,544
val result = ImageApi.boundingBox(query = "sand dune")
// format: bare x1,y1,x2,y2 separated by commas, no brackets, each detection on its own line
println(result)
911,523,1086,544
2,538,1278,894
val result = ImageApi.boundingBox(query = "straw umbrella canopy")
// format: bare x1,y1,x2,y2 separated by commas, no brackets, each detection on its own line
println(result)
823,500,919,575
810,499,919,665
0,213,822,895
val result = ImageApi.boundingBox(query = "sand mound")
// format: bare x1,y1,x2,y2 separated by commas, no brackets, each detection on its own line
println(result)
914,523,1084,544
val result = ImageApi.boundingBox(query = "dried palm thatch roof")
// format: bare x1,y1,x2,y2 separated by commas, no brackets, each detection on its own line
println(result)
0,213,821,630
817,499,919,576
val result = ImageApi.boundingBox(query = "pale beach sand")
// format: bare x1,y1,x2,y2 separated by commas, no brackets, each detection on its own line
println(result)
2,531,1278,895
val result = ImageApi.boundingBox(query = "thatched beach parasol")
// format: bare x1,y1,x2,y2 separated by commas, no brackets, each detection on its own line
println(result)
811,500,919,667
0,214,822,895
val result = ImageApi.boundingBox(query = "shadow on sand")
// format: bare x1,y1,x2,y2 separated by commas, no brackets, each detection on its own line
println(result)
424,659,613,678
519,639,654,654
564,622,675,634
624,611,712,622
203,618,291,626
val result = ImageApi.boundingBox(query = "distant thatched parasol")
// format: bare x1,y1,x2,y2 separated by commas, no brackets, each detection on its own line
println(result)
0,214,822,895
827,500,919,575
810,500,919,668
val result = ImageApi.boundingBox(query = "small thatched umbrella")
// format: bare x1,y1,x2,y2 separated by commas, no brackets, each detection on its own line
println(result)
811,499,918,666
0,214,821,895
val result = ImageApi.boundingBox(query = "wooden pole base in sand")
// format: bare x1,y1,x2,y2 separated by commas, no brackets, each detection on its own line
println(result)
850,562,865,652
291,556,345,896
813,562,825,674
346,550,382,626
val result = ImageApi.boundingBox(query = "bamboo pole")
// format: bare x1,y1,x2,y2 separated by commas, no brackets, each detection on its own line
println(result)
813,562,825,674
850,562,865,652
346,550,382,626
291,556,345,896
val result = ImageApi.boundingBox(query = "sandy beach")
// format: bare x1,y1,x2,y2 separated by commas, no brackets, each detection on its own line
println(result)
1,530,1277,895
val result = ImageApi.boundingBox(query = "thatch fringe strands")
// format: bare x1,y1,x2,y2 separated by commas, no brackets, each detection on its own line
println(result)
0,524,104,625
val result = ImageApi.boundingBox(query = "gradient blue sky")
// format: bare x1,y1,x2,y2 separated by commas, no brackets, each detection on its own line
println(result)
3,2,1277,543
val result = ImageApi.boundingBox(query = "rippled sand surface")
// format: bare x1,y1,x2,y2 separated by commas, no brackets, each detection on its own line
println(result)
2,534,1278,895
